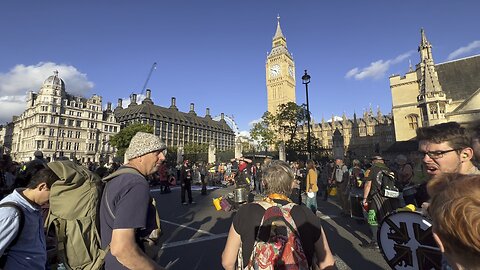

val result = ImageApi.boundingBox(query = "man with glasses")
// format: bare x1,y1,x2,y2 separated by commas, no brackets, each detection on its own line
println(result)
470,121,480,161
415,122,479,205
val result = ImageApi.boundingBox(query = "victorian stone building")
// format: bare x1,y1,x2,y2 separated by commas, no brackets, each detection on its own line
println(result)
266,18,395,158
297,110,395,158
266,16,296,115
114,90,235,151
390,29,480,141
10,71,119,163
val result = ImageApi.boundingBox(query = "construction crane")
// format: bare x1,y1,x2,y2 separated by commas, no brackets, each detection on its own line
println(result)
140,62,157,95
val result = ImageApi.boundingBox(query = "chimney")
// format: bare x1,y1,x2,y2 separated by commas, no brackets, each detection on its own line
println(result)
142,89,154,105
170,97,178,110
107,102,112,111
117,98,123,108
128,94,137,108
221,113,225,120
205,108,211,119
190,103,194,112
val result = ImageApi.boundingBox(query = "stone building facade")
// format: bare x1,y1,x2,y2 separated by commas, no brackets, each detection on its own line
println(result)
114,90,235,151
266,16,296,114
390,29,480,141
10,71,119,163
298,110,395,159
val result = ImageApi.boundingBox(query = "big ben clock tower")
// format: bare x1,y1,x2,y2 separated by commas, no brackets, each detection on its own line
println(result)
266,15,296,114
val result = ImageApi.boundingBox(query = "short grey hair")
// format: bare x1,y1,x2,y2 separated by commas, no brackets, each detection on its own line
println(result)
262,160,295,196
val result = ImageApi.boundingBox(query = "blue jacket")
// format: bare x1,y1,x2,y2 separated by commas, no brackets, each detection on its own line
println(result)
0,189,46,270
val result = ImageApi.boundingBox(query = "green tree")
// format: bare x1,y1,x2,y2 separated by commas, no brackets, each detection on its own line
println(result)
250,112,276,152
109,123,153,158
275,102,308,148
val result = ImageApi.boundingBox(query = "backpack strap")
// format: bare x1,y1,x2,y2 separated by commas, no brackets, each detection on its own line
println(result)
102,166,145,219
52,218,68,267
102,167,162,241
0,202,25,267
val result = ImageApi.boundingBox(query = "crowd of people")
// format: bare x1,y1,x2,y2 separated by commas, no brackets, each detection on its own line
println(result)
0,121,479,269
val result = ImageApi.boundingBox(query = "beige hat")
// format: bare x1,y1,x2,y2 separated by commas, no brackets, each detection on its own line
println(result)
124,132,166,161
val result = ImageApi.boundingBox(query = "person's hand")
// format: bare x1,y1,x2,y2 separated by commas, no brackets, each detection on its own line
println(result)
420,202,430,216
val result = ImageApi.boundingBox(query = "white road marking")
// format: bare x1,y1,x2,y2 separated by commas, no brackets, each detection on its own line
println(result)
160,219,216,236
160,233,228,249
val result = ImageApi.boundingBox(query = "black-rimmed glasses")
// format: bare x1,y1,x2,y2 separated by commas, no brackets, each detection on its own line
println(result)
417,149,460,159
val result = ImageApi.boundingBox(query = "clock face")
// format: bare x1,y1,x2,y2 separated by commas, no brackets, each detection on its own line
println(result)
288,65,294,77
270,64,281,78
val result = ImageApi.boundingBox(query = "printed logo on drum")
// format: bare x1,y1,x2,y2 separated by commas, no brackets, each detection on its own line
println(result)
378,211,442,270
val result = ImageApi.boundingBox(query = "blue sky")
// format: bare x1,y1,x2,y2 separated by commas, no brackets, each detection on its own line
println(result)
1,0,479,135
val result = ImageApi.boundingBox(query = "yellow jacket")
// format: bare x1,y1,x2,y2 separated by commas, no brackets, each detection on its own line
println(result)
306,168,318,192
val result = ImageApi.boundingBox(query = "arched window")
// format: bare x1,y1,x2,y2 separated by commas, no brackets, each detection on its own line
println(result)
406,114,419,130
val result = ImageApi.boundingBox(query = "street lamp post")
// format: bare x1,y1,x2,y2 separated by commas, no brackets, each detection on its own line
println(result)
302,70,312,160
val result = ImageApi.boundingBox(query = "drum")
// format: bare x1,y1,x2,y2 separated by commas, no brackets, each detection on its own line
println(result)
378,211,442,270
234,187,248,203
349,189,364,220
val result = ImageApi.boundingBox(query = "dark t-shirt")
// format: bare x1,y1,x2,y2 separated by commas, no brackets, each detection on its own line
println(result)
233,200,322,267
365,163,390,197
100,170,156,270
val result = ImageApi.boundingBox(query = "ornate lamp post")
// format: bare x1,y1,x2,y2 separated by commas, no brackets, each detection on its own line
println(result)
302,70,312,160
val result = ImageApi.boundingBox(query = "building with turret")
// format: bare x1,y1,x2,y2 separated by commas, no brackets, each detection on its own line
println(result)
113,90,235,151
266,16,296,114
390,29,480,141
298,109,395,159
10,71,119,163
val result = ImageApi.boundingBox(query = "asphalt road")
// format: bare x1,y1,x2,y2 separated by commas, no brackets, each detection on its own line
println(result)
151,185,390,270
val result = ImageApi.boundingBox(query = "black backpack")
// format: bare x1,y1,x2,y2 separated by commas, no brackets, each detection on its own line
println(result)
375,170,400,198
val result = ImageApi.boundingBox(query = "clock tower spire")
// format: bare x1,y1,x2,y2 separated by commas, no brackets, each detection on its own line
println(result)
266,15,296,114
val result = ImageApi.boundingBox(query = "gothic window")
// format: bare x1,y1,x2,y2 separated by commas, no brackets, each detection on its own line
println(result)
439,104,446,114
429,104,437,115
407,114,419,130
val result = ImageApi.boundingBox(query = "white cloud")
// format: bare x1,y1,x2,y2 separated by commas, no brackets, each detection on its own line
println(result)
345,51,414,80
238,130,251,138
327,116,343,122
248,118,262,127
0,62,94,123
447,40,480,60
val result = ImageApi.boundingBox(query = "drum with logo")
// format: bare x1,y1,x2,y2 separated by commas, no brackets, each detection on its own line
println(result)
378,211,442,270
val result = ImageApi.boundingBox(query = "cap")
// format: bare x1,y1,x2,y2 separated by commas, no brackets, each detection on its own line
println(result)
370,155,384,161
124,132,166,161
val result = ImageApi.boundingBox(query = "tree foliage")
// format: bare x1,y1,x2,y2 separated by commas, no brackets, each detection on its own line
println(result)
275,102,308,148
250,102,308,152
250,111,276,152
109,123,154,158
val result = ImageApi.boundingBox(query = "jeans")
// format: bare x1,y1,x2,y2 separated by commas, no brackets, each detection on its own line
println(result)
305,192,317,213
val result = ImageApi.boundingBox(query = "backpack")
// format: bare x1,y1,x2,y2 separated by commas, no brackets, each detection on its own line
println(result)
350,167,364,188
245,201,309,270
375,170,400,198
45,160,107,270
0,202,25,268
